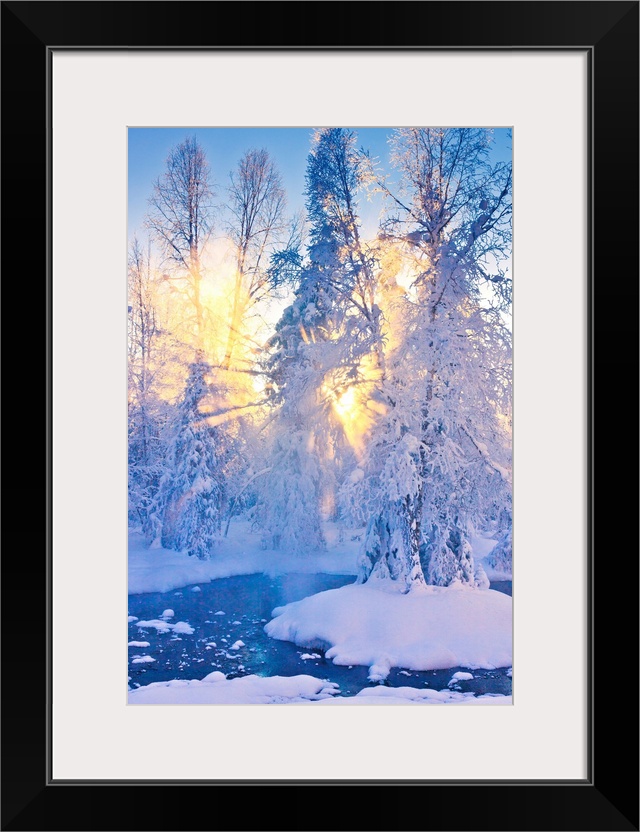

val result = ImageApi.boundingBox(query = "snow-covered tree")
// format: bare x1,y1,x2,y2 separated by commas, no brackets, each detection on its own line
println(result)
255,248,335,553
256,128,383,553
127,237,166,528
153,355,225,559
305,128,384,371
146,136,215,351
356,128,512,592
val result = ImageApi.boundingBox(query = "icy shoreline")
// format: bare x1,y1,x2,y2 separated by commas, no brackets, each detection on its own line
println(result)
128,522,359,595
129,671,511,705
128,523,509,596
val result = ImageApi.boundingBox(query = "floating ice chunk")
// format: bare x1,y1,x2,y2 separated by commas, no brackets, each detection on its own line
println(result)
128,641,150,648
137,619,172,633
137,619,194,635
161,609,174,618
172,621,195,635
230,640,245,650
191,586,201,593
448,671,474,685
131,656,156,664
127,616,138,623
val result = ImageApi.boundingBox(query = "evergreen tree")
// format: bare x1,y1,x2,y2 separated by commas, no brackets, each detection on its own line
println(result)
256,128,381,552
155,355,225,559
357,128,512,591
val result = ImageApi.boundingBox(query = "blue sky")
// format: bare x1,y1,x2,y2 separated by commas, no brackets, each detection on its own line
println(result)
128,127,511,242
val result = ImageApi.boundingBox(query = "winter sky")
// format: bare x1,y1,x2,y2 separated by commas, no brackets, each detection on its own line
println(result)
128,126,512,242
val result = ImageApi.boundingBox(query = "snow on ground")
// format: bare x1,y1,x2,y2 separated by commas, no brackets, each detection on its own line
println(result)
128,520,360,595
265,583,511,677
128,672,511,705
129,522,509,595
129,672,338,704
317,687,510,705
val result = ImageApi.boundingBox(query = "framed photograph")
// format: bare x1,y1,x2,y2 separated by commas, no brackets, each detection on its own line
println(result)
2,2,637,830
124,123,514,707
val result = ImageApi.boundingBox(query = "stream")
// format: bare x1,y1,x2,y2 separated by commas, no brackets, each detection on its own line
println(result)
128,573,512,698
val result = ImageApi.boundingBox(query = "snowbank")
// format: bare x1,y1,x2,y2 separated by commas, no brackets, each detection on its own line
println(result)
129,523,510,595
128,672,339,704
128,521,358,595
128,672,511,705
316,687,510,706
265,583,511,676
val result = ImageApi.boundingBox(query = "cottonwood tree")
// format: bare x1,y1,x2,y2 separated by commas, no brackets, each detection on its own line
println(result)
356,127,512,592
222,148,286,370
146,136,215,352
128,237,165,528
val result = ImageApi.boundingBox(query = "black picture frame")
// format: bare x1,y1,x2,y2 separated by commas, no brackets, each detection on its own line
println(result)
2,2,638,830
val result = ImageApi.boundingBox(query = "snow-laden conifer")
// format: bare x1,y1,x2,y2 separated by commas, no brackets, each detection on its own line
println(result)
154,355,225,559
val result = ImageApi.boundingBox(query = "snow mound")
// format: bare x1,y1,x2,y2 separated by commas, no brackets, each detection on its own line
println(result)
128,673,340,704
128,673,511,705
313,687,511,706
449,671,474,685
265,583,511,673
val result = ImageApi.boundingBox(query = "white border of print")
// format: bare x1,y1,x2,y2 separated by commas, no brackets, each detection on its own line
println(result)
52,50,587,781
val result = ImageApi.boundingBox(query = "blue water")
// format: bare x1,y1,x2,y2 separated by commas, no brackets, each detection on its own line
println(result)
128,573,512,698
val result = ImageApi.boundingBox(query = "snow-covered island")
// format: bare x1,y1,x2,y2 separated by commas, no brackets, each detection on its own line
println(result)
128,126,513,704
